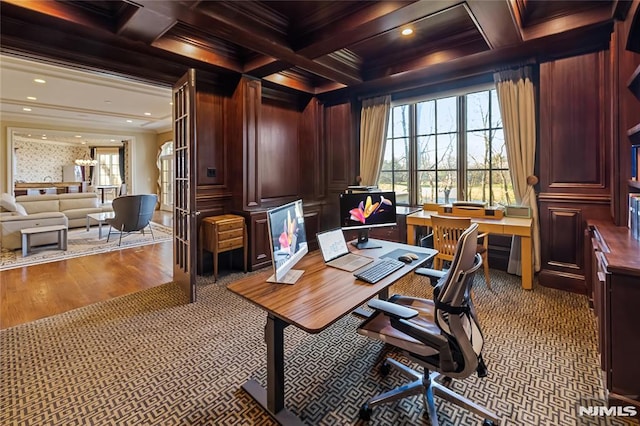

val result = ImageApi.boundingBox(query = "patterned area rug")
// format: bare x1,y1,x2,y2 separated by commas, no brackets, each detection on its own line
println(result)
0,222,172,271
1,270,636,425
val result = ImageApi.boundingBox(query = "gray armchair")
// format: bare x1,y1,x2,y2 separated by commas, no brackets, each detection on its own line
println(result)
106,194,157,245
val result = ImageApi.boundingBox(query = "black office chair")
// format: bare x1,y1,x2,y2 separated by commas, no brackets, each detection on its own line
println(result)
357,223,499,425
106,194,157,245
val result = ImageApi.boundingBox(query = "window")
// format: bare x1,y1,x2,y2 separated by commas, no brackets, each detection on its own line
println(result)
96,148,122,186
378,88,513,206
158,141,174,211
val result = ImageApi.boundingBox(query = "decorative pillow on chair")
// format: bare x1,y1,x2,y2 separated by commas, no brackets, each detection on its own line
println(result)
0,193,18,212
15,203,28,216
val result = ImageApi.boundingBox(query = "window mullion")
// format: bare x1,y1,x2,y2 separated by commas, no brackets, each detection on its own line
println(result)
409,103,418,206
458,95,467,201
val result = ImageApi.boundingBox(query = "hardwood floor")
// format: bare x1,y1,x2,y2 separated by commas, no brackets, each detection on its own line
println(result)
0,210,175,330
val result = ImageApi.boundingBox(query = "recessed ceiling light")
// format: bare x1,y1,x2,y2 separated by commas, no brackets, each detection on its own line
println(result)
110,139,116,142
81,142,86,145
169,102,173,106
22,107,32,112
34,78,46,84
27,96,37,101
41,136,47,140
144,112,151,116
401,28,413,36
75,135,82,138
126,120,133,123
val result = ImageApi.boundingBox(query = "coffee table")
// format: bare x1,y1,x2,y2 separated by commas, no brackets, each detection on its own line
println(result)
86,212,115,239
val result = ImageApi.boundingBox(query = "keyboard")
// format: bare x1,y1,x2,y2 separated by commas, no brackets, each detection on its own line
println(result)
353,258,405,284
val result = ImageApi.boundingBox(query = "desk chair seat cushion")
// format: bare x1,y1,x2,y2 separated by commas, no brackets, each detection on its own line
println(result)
359,291,484,367
358,296,440,358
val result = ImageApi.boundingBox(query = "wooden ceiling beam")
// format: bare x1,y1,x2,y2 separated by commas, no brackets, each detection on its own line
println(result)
244,56,292,77
520,6,616,41
116,5,176,43
135,0,362,86
465,0,522,48
2,0,114,31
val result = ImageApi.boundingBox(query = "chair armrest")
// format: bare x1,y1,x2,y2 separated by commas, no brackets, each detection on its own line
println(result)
415,268,446,280
477,232,489,239
0,212,66,222
368,298,418,320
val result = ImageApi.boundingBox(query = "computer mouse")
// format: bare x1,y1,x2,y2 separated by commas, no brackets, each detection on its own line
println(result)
405,252,419,260
397,255,413,264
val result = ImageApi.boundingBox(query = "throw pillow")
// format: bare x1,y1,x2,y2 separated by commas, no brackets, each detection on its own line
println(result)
0,193,17,212
15,203,28,216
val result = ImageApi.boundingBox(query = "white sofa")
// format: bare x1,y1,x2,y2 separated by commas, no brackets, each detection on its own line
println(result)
0,192,112,250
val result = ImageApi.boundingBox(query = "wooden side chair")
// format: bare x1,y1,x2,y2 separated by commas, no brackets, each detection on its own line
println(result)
429,214,491,290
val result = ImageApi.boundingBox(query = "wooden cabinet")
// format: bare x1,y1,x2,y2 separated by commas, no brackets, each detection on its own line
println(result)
586,220,640,410
200,214,247,281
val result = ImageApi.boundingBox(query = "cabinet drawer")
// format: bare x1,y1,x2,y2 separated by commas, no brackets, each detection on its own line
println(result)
217,220,244,232
219,228,244,241
219,236,244,250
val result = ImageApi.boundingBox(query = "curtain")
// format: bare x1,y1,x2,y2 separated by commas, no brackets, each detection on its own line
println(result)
89,147,97,187
359,95,391,186
118,146,125,184
494,67,541,275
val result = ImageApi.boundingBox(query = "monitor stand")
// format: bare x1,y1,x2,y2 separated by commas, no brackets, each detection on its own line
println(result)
350,229,382,249
267,269,304,285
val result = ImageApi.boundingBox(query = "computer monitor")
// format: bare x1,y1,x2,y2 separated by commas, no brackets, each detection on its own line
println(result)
339,191,397,249
266,199,309,284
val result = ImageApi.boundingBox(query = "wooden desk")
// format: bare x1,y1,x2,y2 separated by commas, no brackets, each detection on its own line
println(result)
406,210,534,290
227,240,437,425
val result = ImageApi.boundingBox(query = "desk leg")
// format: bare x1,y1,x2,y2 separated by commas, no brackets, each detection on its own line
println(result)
521,236,533,290
407,224,416,246
241,314,303,425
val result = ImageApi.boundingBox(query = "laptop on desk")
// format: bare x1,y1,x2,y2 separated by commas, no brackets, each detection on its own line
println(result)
316,228,374,272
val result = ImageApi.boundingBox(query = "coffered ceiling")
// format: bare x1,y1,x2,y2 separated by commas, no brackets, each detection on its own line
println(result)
0,54,172,145
0,0,629,104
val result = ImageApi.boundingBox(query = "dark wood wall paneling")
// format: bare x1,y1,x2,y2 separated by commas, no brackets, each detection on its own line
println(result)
538,52,613,293
323,102,356,229
260,100,301,203
207,76,333,271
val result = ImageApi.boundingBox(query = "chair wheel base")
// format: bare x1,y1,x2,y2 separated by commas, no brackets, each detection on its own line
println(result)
359,404,372,421
380,362,391,376
482,420,496,426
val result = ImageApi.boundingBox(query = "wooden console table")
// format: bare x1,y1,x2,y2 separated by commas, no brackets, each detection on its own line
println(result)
200,214,247,281
14,182,87,196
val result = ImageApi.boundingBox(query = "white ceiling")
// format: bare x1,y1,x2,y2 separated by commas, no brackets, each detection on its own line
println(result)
0,54,173,145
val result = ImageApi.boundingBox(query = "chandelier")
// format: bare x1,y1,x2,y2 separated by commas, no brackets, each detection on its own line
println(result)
75,152,97,167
